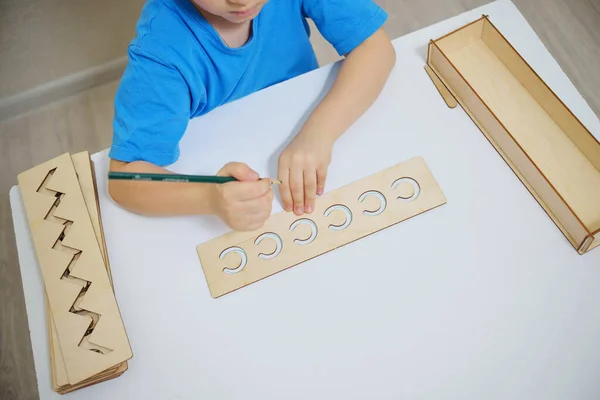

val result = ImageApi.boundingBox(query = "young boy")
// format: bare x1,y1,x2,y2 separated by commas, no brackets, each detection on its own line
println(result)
108,0,396,231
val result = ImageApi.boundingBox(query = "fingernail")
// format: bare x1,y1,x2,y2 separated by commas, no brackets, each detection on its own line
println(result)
285,205,292,212
294,206,302,215
306,205,313,213
317,189,323,196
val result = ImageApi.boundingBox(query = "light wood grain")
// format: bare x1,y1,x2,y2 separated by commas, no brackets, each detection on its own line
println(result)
589,236,600,252
428,36,592,252
17,153,132,385
429,16,600,253
71,152,109,264
2,1,600,398
424,65,458,108
442,28,600,231
198,157,446,298
47,151,127,393
480,20,600,172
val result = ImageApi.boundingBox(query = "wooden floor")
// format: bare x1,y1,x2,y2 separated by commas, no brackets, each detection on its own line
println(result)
1,0,599,398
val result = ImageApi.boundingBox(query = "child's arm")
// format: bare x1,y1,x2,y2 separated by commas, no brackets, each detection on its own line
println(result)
278,27,396,215
109,45,274,231
109,159,274,231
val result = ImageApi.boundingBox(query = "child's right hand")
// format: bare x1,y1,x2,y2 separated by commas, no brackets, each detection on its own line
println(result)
211,162,274,232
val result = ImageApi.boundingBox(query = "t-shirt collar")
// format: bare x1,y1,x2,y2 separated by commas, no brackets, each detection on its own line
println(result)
172,0,259,53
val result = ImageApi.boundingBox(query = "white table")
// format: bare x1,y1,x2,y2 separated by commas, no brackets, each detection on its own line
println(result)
11,1,600,399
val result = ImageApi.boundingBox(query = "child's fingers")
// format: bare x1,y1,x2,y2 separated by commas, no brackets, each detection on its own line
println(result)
290,167,304,215
232,210,270,231
226,194,272,224
225,179,271,201
304,169,317,213
239,212,271,231
239,194,273,215
317,167,327,196
278,167,293,212
219,162,259,181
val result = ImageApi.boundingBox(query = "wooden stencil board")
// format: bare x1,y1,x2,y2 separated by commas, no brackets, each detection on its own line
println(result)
46,152,128,393
18,153,132,385
49,152,106,390
197,157,446,298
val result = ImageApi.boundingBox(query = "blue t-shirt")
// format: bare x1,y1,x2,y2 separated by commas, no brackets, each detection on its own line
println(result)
110,0,388,166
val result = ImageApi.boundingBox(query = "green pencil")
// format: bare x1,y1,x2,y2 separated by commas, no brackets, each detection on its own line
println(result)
108,171,282,185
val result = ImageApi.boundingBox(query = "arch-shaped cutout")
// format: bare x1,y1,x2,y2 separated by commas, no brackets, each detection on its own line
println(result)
391,177,420,202
358,190,387,216
324,204,353,231
254,232,283,260
220,247,248,274
289,218,318,245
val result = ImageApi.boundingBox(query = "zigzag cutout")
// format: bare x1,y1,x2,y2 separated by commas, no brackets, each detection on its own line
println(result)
38,168,112,355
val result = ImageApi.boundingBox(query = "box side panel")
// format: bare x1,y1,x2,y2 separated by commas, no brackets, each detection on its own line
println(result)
589,230,600,253
436,19,485,55
481,19,600,172
426,42,458,108
443,33,600,231
429,43,590,250
590,236,600,252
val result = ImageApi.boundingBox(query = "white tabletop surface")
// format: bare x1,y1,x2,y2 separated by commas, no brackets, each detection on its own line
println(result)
10,1,600,399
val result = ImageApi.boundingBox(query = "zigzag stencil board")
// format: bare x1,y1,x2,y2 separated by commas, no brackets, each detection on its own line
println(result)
197,156,447,298
18,153,132,385
46,152,128,393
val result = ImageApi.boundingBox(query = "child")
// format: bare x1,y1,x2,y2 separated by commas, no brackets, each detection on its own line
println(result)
108,0,396,231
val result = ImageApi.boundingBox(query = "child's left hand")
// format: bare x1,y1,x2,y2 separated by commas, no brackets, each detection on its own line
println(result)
277,27,396,216
278,130,334,215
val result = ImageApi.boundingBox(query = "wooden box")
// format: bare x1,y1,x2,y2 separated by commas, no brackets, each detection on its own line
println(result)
426,15,600,254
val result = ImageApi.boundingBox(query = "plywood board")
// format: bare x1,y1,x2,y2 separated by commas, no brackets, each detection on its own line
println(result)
480,21,600,172
49,152,103,389
590,235,600,252
428,16,600,254
71,151,109,264
424,64,457,108
18,153,132,385
46,152,127,392
56,362,128,395
198,157,446,298
427,40,590,251
439,38,600,231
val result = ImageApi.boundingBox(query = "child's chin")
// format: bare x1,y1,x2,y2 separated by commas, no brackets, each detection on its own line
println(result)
226,15,253,24
226,4,262,23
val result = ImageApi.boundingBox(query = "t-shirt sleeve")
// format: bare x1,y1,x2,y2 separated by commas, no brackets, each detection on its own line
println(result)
301,0,388,56
109,45,193,167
